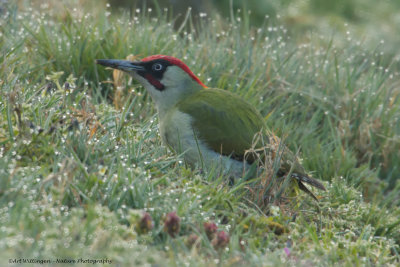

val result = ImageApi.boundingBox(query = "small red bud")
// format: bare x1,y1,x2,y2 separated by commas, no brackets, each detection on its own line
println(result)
164,211,180,238
212,231,230,250
136,212,153,234
203,222,218,240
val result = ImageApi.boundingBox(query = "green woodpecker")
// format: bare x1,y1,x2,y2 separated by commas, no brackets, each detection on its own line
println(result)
96,55,325,199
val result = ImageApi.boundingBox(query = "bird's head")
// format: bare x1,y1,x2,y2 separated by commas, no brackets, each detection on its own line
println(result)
96,55,206,113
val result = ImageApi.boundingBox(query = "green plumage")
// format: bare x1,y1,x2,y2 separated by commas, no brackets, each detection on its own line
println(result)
177,88,325,200
177,89,264,162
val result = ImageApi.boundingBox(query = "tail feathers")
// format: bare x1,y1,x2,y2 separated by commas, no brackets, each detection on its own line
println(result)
297,181,318,201
291,173,326,191
291,173,326,201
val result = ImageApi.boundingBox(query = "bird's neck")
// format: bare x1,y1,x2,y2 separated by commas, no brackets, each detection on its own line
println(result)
153,80,203,120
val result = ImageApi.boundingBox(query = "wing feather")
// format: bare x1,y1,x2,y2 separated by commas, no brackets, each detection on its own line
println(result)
177,89,264,162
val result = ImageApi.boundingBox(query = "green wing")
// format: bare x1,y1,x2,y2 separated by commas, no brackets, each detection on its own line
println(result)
177,88,326,196
177,88,265,162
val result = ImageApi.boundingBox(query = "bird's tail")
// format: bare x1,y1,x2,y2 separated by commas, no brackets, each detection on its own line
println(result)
291,173,326,201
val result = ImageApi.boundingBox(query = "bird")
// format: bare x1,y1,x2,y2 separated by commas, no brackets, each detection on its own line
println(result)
96,55,326,200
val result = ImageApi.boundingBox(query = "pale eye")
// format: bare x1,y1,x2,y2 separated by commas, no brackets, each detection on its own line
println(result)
152,63,163,71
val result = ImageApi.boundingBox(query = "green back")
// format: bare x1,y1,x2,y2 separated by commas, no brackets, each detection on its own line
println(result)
177,88,265,162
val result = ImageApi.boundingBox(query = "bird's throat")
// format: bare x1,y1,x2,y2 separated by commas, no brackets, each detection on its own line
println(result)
144,73,165,91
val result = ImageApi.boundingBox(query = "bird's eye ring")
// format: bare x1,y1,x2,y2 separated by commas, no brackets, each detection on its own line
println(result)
152,63,163,71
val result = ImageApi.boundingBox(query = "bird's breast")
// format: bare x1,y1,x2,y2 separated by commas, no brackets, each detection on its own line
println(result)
159,110,194,155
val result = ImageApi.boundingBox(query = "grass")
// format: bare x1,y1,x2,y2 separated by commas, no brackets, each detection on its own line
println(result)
1,0,400,266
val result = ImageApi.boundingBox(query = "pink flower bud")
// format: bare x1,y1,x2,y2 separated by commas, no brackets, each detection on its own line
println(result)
136,212,153,234
203,221,218,240
164,211,180,238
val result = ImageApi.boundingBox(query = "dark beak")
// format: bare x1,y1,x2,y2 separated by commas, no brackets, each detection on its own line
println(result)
96,59,145,72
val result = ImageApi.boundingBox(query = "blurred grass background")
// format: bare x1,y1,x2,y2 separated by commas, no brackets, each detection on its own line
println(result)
0,0,400,266
105,0,400,66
